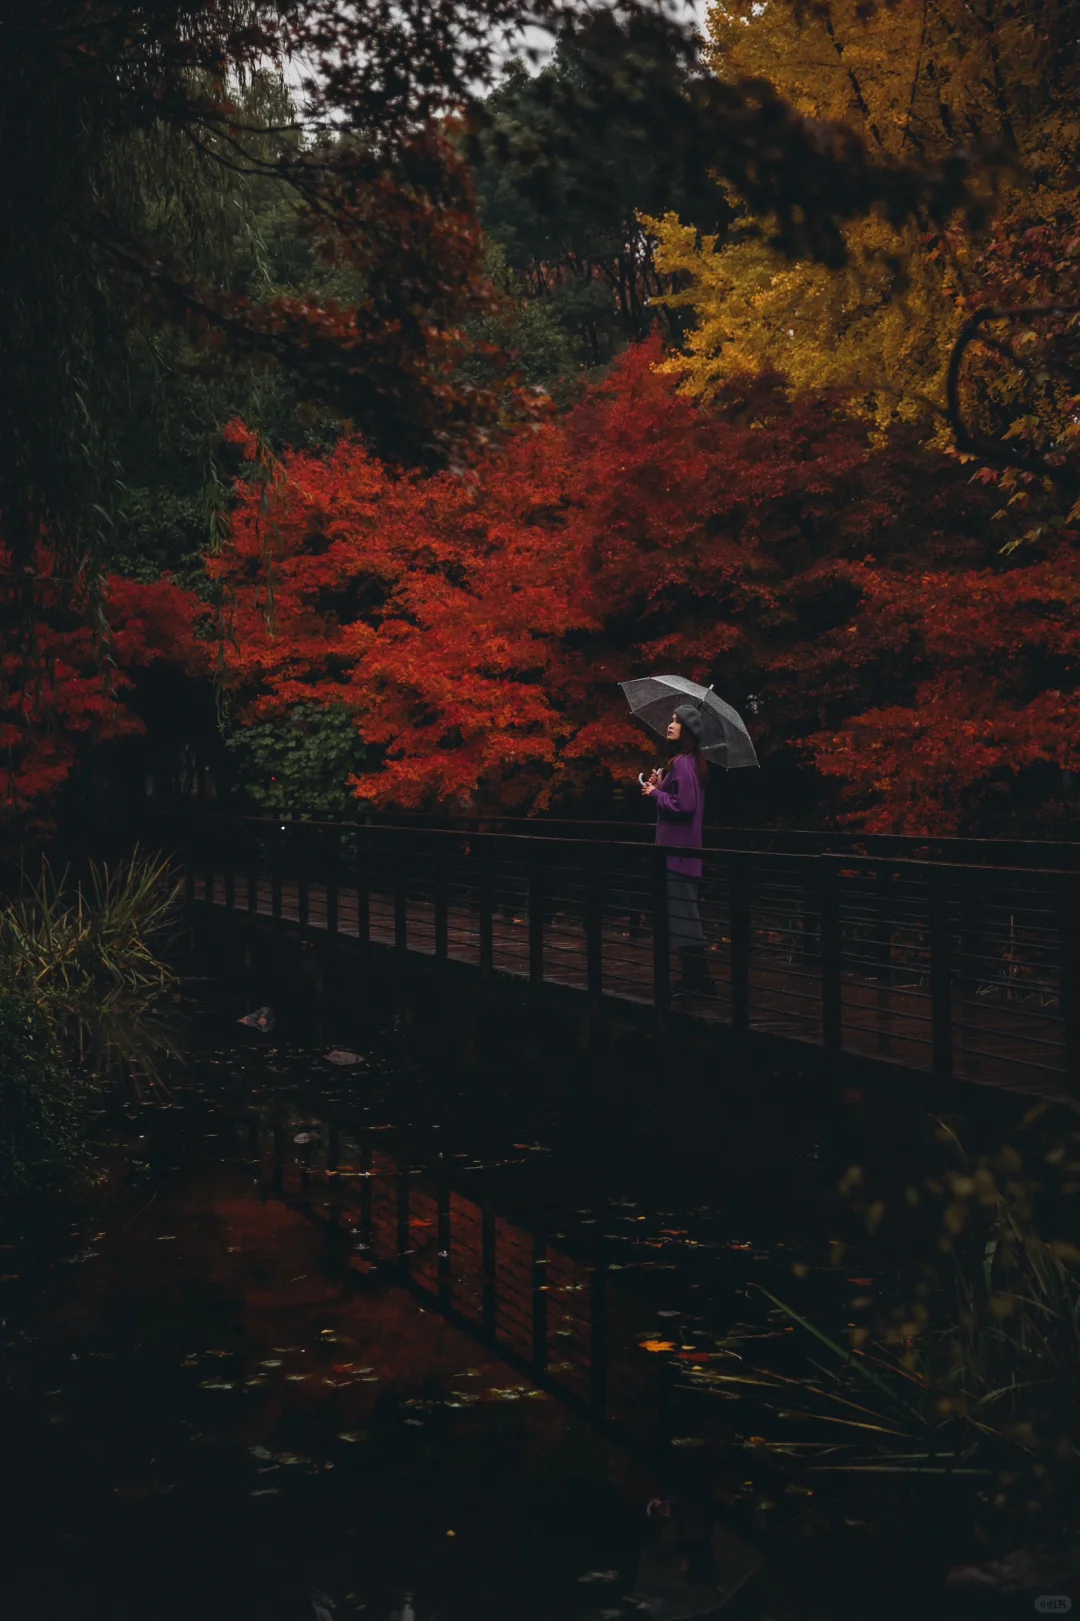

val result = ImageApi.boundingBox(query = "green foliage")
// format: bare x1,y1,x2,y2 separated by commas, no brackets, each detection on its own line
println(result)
0,990,92,1199
102,78,358,584
225,703,366,818
470,25,730,379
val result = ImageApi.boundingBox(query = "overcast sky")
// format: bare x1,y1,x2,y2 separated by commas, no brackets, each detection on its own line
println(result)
284,2,712,114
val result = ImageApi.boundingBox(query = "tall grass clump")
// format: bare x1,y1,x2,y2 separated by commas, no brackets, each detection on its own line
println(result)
0,846,183,1082
688,1107,1080,1564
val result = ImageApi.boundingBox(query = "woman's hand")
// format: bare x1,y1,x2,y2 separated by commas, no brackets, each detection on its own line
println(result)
642,779,657,797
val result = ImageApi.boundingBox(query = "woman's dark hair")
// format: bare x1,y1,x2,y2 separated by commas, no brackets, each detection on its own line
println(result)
666,733,708,785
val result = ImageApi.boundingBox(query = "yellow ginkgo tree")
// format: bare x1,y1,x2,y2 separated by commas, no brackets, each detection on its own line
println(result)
648,0,1080,458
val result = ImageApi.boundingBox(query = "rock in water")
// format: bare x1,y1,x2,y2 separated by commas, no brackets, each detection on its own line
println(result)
238,1006,275,1032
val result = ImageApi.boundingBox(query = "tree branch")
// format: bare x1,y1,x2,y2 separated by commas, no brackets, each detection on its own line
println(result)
946,303,1080,484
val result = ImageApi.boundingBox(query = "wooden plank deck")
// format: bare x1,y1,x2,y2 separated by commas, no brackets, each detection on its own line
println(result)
198,868,1069,1101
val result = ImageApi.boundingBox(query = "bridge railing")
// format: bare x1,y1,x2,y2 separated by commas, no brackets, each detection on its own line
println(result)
161,811,1080,1096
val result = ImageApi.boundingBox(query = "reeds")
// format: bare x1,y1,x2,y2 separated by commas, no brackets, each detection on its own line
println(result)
0,847,183,1077
687,1110,1080,1545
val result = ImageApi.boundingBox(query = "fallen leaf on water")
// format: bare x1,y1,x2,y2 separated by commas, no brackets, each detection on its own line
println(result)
261,1359,282,1368
325,1049,361,1066
199,1379,235,1390
285,1373,310,1382
293,1132,313,1145
156,1236,177,1243
250,1488,280,1497
671,1437,705,1448
337,1431,369,1444
249,1446,273,1460
577,1571,619,1584
639,1340,676,1353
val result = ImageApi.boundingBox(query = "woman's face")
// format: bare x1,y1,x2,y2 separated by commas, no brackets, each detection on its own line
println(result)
666,713,683,742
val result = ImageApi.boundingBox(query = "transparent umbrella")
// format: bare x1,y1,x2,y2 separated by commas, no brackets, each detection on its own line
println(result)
619,675,759,769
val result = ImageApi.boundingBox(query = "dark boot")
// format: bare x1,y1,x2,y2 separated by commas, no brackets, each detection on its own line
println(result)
677,947,713,998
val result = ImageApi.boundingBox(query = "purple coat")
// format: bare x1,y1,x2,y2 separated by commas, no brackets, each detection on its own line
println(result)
653,754,705,878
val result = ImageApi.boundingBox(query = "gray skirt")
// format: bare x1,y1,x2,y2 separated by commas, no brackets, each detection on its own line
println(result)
667,873,705,951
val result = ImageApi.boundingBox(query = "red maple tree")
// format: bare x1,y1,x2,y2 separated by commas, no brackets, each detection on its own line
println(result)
0,545,208,830
212,338,1016,823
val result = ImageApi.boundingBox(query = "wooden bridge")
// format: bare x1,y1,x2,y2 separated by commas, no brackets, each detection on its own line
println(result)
165,811,1080,1100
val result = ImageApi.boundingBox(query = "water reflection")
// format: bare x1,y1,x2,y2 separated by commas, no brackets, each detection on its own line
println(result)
0,1034,782,1621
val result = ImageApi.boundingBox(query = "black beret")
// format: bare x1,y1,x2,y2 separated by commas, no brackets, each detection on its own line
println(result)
673,703,703,741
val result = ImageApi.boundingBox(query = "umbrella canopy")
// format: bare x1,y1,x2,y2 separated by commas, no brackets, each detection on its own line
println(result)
620,675,759,769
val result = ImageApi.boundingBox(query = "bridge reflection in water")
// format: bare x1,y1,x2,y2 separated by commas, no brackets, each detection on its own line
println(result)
254,1107,770,1616
260,1115,681,1462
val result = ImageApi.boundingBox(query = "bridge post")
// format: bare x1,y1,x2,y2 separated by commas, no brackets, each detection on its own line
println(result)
246,826,258,919
532,1235,548,1376
270,827,283,924
529,862,545,985
325,826,339,936
929,871,953,1081
729,861,750,1034
586,866,603,1006
396,1162,410,1279
355,840,370,952
296,826,309,930
223,826,234,913
482,1205,497,1336
652,850,671,1022
819,856,842,1058
589,1263,608,1422
874,865,893,1057
1060,876,1080,1090
394,847,408,957
438,1184,452,1310
434,862,449,964
479,855,494,979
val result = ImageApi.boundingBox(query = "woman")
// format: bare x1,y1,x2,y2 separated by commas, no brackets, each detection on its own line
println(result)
642,704,712,998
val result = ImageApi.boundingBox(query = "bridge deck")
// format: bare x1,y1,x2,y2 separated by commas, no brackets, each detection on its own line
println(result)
190,835,1074,1100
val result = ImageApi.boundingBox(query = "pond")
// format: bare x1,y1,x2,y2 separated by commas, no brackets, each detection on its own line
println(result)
0,981,1024,1621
